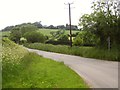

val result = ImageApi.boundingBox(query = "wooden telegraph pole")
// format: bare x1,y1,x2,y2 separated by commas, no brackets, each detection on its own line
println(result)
65,2,73,47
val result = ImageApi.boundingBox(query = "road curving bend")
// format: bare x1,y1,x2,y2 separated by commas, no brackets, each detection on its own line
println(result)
27,48,118,88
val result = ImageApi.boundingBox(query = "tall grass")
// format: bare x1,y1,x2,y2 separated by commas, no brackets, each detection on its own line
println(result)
24,43,120,61
2,38,89,88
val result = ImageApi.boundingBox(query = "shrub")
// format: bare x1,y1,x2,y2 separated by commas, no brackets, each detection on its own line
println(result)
73,31,98,46
9,27,21,43
46,40,70,45
45,35,70,45
73,36,83,46
10,24,38,43
20,37,27,44
24,31,45,43
58,35,69,42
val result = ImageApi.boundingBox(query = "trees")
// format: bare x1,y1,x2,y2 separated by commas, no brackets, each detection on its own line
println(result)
24,31,45,43
33,21,43,28
20,24,38,36
58,34,69,43
1,26,14,31
57,25,65,29
46,30,69,45
50,30,65,40
66,24,78,30
73,31,97,46
10,24,38,43
78,0,120,48
10,27,21,43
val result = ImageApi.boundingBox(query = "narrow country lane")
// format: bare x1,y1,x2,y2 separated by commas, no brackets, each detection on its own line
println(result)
27,48,118,88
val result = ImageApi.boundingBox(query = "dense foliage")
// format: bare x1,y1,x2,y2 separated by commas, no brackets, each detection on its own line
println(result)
10,24,38,43
46,30,70,45
73,31,98,46
24,31,46,43
79,0,120,49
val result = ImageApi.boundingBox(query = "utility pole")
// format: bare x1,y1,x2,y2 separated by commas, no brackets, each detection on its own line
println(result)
65,2,73,47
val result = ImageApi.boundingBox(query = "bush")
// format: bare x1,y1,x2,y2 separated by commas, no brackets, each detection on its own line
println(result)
73,37,83,46
46,35,70,45
73,31,98,46
20,37,27,44
58,35,69,42
9,27,21,43
10,24,38,43
46,39,70,45
24,31,45,43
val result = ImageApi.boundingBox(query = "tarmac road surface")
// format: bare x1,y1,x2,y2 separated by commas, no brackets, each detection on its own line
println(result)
27,48,118,88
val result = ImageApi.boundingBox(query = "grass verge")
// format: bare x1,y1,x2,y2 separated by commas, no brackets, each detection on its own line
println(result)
24,43,120,61
2,38,89,88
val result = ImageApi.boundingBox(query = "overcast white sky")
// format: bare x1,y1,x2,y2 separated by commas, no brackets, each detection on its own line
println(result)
0,0,94,30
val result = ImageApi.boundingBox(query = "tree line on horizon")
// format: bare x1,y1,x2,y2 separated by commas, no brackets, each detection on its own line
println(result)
1,21,78,32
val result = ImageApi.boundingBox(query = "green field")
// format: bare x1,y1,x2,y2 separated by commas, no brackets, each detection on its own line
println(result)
1,29,79,37
38,29,79,36
1,31,10,37
2,38,89,88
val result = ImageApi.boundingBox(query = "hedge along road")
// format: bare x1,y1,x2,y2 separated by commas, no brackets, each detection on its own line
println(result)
27,48,118,88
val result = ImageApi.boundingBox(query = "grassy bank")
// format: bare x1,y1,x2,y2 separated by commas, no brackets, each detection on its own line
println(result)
24,43,120,61
2,38,88,88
